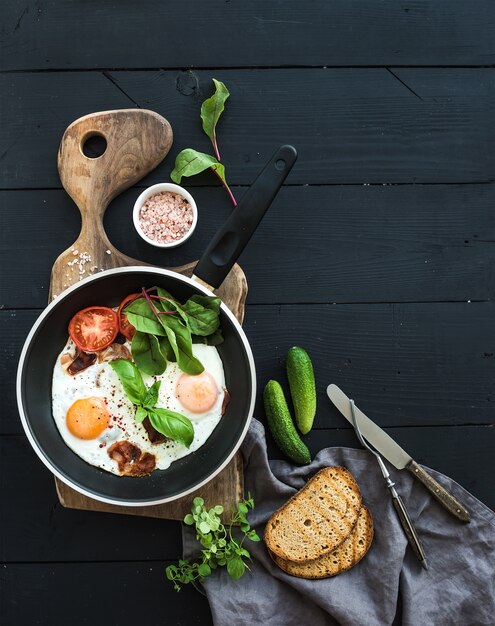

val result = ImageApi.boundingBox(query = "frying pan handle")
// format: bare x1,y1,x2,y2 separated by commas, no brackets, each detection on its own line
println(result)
192,145,297,289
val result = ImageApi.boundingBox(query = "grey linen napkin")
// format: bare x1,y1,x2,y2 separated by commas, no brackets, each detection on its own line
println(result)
183,418,495,626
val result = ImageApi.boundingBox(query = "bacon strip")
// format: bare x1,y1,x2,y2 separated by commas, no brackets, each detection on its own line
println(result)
142,417,168,444
222,389,231,415
107,440,156,476
97,343,131,363
66,350,97,375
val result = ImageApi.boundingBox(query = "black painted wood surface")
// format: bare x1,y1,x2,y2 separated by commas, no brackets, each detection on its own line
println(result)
1,1,494,625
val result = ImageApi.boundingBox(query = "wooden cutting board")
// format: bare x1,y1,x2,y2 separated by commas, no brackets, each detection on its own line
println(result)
50,109,245,520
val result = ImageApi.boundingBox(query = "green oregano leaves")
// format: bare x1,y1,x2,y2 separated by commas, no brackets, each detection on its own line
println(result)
165,495,260,590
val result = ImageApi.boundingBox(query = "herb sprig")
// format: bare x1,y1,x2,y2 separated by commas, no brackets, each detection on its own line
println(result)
166,495,260,591
109,358,194,447
123,287,223,377
171,79,237,207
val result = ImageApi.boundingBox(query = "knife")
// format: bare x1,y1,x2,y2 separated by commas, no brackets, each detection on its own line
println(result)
349,398,428,570
327,384,471,523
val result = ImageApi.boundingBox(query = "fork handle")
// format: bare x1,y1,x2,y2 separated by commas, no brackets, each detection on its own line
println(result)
406,460,470,523
391,492,428,569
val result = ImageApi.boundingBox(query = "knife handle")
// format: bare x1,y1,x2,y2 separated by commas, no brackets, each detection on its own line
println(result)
391,492,428,569
406,460,470,523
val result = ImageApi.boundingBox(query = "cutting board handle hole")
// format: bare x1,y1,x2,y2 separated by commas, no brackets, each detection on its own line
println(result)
81,132,107,159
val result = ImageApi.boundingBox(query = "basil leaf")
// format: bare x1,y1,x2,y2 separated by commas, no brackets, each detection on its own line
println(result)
109,359,147,405
181,299,220,336
170,149,225,185
148,408,194,448
125,298,168,336
143,380,161,408
201,79,229,156
131,331,167,376
160,315,204,375
135,406,148,423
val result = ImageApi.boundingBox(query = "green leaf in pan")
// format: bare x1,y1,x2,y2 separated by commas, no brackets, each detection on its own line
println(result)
110,359,194,445
125,298,168,336
131,332,167,376
181,298,220,336
159,314,204,376
135,406,148,423
147,407,195,448
158,335,176,362
143,380,161,408
189,294,221,315
109,359,147,405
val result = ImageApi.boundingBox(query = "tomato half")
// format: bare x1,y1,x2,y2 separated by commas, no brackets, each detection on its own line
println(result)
117,293,140,341
68,306,119,352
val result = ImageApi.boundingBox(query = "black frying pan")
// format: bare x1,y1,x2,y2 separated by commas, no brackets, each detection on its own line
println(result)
16,145,297,505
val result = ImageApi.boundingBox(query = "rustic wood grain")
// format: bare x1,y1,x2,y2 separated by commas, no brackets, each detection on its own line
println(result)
2,562,212,626
2,3,495,621
406,460,471,522
2,1,494,70
1,425,493,564
2,183,493,309
50,109,173,298
48,109,247,520
56,449,244,522
3,302,494,435
1,69,493,188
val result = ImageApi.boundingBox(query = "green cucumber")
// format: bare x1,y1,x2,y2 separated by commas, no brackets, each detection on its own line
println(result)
263,380,311,465
286,346,316,435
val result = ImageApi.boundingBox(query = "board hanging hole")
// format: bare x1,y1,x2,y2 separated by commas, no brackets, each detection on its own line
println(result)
81,132,107,159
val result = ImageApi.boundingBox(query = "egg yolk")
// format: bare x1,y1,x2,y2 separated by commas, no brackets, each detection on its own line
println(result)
176,372,219,414
66,397,110,440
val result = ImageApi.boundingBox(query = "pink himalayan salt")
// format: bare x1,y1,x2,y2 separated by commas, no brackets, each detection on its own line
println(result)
139,191,193,244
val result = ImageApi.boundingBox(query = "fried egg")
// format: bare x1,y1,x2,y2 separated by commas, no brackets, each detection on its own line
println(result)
51,339,226,475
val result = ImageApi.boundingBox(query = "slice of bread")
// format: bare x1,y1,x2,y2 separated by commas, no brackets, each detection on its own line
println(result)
264,467,362,562
269,506,374,578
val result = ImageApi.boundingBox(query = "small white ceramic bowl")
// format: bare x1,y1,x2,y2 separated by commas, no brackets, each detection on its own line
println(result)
133,183,198,248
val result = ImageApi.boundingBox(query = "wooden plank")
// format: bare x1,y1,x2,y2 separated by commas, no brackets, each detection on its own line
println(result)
1,425,493,564
0,437,182,562
1,562,212,626
39,105,246,523
1,69,494,188
3,302,494,434
244,302,495,430
56,452,243,523
2,184,494,309
1,1,494,70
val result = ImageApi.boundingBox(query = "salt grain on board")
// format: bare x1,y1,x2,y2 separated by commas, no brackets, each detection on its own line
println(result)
139,191,193,244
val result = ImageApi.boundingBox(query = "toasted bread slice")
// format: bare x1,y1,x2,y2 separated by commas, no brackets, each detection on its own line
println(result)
270,506,373,578
264,467,362,562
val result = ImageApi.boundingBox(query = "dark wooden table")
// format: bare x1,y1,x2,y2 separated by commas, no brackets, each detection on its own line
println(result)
1,2,494,625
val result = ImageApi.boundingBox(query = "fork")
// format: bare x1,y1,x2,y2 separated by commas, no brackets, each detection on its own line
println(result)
349,398,429,571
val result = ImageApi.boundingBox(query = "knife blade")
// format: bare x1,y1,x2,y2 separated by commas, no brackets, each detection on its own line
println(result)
327,384,470,523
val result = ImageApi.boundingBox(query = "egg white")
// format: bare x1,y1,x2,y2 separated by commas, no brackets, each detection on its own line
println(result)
51,339,226,475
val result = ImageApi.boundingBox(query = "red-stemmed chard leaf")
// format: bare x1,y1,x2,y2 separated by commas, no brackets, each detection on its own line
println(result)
200,79,230,162
170,149,236,207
